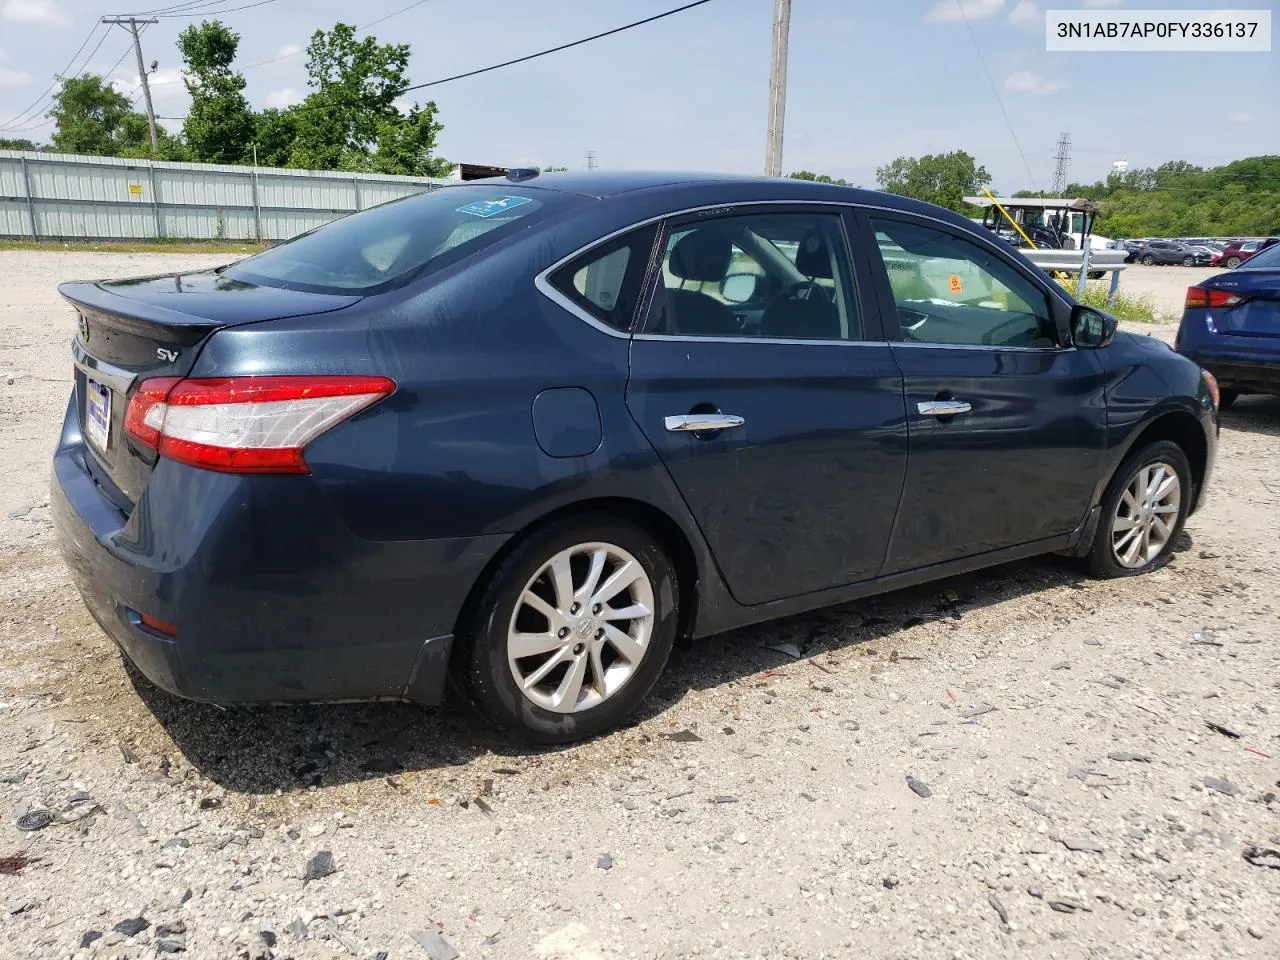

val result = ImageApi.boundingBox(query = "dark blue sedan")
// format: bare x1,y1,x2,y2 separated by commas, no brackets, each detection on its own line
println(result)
53,171,1218,743
1176,241,1280,407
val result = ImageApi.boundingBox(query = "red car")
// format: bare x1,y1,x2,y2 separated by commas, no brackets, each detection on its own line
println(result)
1221,237,1279,269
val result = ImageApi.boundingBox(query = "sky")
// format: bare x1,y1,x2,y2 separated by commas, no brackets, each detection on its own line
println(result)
0,0,1276,191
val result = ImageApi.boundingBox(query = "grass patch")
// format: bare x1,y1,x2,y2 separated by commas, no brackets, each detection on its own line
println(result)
0,239,267,255
1058,279,1159,323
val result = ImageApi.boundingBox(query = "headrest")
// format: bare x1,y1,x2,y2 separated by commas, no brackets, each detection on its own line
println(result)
795,230,834,279
670,230,732,282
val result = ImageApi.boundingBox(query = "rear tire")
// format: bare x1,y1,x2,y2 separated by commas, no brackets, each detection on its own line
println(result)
1087,440,1192,579
1226,256,1242,269
1182,256,1194,266
1142,255,1155,266
454,513,679,744
1219,388,1239,410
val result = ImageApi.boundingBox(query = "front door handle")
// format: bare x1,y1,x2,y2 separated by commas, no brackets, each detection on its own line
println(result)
665,413,745,433
917,400,972,417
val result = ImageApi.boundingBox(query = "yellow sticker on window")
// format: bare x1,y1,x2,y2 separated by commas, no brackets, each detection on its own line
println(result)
128,183,143,196
948,274,963,295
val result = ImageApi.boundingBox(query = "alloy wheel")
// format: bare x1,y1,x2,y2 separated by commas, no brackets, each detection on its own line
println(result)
1111,462,1181,568
506,542,655,713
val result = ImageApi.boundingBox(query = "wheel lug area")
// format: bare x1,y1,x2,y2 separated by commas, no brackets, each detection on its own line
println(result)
592,604,601,615
557,627,569,639
570,602,580,615
595,628,604,639
572,642,585,655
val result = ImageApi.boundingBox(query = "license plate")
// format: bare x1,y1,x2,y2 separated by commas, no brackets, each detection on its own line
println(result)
85,378,111,452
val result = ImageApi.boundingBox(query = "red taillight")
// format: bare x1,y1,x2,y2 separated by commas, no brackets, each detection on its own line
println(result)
1185,286,1245,309
124,375,395,475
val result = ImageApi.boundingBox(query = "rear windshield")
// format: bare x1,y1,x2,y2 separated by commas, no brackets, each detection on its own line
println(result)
1246,243,1280,269
224,186,561,295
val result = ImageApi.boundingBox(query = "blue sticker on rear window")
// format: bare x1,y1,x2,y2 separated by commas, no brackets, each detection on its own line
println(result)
456,196,534,218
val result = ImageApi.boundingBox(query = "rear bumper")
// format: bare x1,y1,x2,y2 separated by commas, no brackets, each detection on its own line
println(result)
1179,348,1280,394
51,406,507,705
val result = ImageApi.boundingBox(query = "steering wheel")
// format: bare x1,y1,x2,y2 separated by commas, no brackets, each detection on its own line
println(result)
981,314,1037,346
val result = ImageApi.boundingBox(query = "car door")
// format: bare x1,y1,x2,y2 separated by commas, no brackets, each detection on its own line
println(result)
624,205,908,606
860,210,1107,573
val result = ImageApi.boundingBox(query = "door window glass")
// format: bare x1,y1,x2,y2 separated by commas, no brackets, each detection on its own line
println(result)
871,217,1057,349
647,213,861,340
548,225,657,331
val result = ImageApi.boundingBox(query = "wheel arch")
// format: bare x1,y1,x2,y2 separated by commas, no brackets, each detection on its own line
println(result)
1101,408,1209,509
451,496,704,650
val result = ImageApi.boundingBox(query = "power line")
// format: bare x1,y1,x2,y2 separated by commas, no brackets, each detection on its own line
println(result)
403,0,717,92
360,0,434,32
952,0,1038,190
0,23,105,130
154,0,284,18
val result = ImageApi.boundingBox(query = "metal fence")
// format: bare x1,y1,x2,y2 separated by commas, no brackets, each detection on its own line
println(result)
0,149,447,242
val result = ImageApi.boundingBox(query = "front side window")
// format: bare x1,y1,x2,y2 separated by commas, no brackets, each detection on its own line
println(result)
871,216,1057,349
646,212,861,340
225,186,560,295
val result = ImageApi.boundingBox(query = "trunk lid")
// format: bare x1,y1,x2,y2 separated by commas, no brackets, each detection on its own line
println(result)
1204,268,1280,338
62,270,360,511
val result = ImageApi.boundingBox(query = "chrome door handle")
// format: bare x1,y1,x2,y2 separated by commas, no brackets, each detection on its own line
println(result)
664,414,745,433
917,400,972,417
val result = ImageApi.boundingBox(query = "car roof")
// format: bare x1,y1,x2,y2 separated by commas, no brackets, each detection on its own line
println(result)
459,170,972,225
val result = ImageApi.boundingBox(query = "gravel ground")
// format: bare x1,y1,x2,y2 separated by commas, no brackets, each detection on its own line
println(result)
1109,264,1221,321
1,251,1277,960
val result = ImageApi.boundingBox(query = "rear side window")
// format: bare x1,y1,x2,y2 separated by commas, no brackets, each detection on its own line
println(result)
225,187,560,295
547,225,658,332
1246,243,1280,269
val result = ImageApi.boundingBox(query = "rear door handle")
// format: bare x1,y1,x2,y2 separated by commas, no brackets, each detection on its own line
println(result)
665,414,745,433
917,400,972,417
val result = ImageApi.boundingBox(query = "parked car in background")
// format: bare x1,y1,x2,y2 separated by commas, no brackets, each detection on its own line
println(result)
1138,240,1213,266
1177,241,1280,408
1220,238,1280,269
51,171,1219,743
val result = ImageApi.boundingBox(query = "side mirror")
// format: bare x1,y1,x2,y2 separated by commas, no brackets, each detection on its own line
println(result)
720,272,759,304
1072,304,1118,349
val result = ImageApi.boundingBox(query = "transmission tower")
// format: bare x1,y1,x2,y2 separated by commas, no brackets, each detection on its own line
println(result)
584,150,598,171
1050,132,1071,195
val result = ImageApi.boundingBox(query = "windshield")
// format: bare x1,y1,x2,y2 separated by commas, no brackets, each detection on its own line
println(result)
224,186,557,295
1245,243,1280,269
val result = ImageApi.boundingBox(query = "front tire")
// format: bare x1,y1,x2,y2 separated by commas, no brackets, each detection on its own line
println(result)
1087,441,1192,578
1182,256,1194,266
454,514,679,744
1142,255,1155,266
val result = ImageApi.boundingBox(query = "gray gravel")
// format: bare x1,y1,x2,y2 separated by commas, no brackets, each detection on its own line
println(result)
2,251,1279,959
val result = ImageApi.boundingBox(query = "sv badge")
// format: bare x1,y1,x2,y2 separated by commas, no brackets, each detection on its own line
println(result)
156,347,179,363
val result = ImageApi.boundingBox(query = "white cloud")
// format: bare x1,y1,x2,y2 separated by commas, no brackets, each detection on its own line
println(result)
1229,112,1253,123
927,0,1004,22
274,44,302,60
1009,0,1039,25
1,0,70,25
1004,69,1067,95
0,65,30,86
265,88,301,108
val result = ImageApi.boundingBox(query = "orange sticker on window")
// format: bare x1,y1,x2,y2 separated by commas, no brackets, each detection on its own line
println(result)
948,274,963,295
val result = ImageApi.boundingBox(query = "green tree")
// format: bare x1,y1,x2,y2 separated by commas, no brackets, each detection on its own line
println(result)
177,20,255,164
371,102,450,177
251,107,298,167
875,151,991,212
284,22,447,175
787,170,851,186
49,75,138,155
0,138,39,150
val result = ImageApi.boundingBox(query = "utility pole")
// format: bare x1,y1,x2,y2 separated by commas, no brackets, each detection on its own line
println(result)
764,0,791,177
1050,132,1072,195
102,17,159,152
